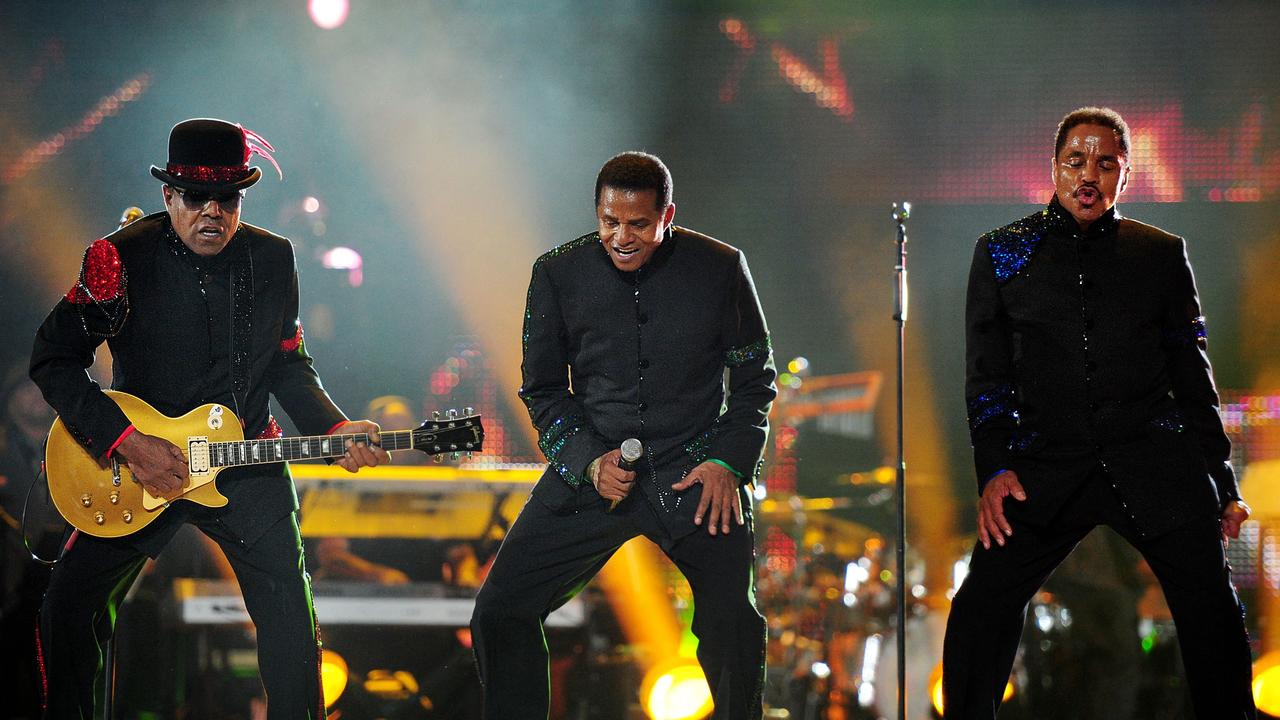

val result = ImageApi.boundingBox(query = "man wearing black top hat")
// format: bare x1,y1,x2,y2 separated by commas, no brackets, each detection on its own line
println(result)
942,107,1255,719
29,118,389,718
471,152,776,719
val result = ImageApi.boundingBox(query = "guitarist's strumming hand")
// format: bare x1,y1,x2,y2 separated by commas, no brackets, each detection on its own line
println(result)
331,420,391,473
115,431,189,499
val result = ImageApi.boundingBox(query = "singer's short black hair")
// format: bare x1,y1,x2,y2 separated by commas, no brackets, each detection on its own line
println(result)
1054,107,1131,160
594,152,672,210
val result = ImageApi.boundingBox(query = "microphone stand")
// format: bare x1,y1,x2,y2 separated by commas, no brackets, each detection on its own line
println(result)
891,201,911,720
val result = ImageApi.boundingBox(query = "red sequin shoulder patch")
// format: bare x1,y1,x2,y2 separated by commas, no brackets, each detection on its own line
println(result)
65,239,123,304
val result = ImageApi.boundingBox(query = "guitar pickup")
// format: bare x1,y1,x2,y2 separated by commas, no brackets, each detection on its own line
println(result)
188,437,211,475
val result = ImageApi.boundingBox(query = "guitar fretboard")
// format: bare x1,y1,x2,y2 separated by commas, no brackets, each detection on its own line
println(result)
209,430,415,468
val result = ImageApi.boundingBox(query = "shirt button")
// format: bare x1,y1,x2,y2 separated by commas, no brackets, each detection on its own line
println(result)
639,359,650,369
638,402,649,412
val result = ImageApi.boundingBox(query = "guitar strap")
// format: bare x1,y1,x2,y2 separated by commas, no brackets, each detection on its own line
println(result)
228,229,254,420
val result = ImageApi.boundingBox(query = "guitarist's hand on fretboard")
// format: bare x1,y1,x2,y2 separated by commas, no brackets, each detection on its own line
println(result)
329,420,392,473
116,431,190,499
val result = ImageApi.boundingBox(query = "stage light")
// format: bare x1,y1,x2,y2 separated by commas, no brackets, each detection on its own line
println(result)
952,558,969,593
3,73,151,183
929,663,1013,717
364,668,420,700
640,658,714,720
320,246,363,287
303,196,322,213
308,0,349,29
787,357,809,374
320,649,348,708
845,560,869,593
1253,652,1280,715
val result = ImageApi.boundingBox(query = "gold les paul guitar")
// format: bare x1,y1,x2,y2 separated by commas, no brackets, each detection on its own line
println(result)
46,390,485,538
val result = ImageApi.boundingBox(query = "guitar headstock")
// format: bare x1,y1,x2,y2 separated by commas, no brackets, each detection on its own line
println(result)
412,408,484,461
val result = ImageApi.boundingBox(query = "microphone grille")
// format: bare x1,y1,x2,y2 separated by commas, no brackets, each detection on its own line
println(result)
621,438,644,463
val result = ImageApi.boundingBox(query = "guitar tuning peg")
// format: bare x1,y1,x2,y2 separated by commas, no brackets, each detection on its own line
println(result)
432,411,441,421
450,452,461,461
466,451,473,459
446,408,458,419
434,454,443,463
464,406,474,416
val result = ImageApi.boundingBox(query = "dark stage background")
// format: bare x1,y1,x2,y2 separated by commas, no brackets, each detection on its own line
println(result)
2,2,1279,718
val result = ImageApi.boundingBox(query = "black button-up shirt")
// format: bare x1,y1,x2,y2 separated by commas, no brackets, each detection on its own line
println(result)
965,199,1235,537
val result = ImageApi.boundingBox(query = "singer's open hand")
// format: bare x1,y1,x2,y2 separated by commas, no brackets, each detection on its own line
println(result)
977,470,1025,550
591,448,637,502
672,461,742,536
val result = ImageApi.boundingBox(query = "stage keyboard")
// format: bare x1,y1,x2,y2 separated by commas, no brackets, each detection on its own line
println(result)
289,464,546,539
288,463,546,492
172,578,584,628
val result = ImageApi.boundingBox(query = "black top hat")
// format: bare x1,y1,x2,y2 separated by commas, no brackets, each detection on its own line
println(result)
150,118,270,192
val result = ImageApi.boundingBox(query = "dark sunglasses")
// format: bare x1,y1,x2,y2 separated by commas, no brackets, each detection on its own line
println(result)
169,185,244,210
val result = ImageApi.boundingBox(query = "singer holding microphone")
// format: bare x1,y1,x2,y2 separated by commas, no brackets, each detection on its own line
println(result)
471,152,777,719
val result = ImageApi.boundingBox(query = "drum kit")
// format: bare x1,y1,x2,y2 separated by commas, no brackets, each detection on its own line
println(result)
757,368,909,720
755,489,913,720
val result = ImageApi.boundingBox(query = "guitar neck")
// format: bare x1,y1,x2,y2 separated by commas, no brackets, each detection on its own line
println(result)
208,430,415,468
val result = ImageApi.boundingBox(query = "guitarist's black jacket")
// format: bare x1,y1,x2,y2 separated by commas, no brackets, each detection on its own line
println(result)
30,213,347,551
965,198,1236,539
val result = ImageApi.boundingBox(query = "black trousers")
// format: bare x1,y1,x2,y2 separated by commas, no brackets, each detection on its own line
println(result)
39,510,322,719
942,469,1255,720
470,487,766,720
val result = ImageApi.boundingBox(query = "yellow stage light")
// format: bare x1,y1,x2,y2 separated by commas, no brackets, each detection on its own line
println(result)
1253,651,1280,715
320,649,349,708
640,658,714,720
929,663,1012,717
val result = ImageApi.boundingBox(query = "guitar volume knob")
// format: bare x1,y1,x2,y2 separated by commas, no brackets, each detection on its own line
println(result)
81,494,93,507
121,510,133,523
93,512,105,525
109,491,120,505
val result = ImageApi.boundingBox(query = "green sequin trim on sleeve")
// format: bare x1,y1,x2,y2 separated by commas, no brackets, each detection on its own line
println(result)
537,414,587,488
724,334,772,369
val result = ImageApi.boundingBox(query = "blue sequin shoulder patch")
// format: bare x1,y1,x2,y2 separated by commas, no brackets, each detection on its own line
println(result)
982,209,1056,284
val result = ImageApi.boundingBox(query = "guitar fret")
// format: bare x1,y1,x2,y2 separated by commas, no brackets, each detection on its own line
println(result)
203,422,474,469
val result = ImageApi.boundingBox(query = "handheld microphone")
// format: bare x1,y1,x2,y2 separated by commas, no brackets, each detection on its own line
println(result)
608,438,644,512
